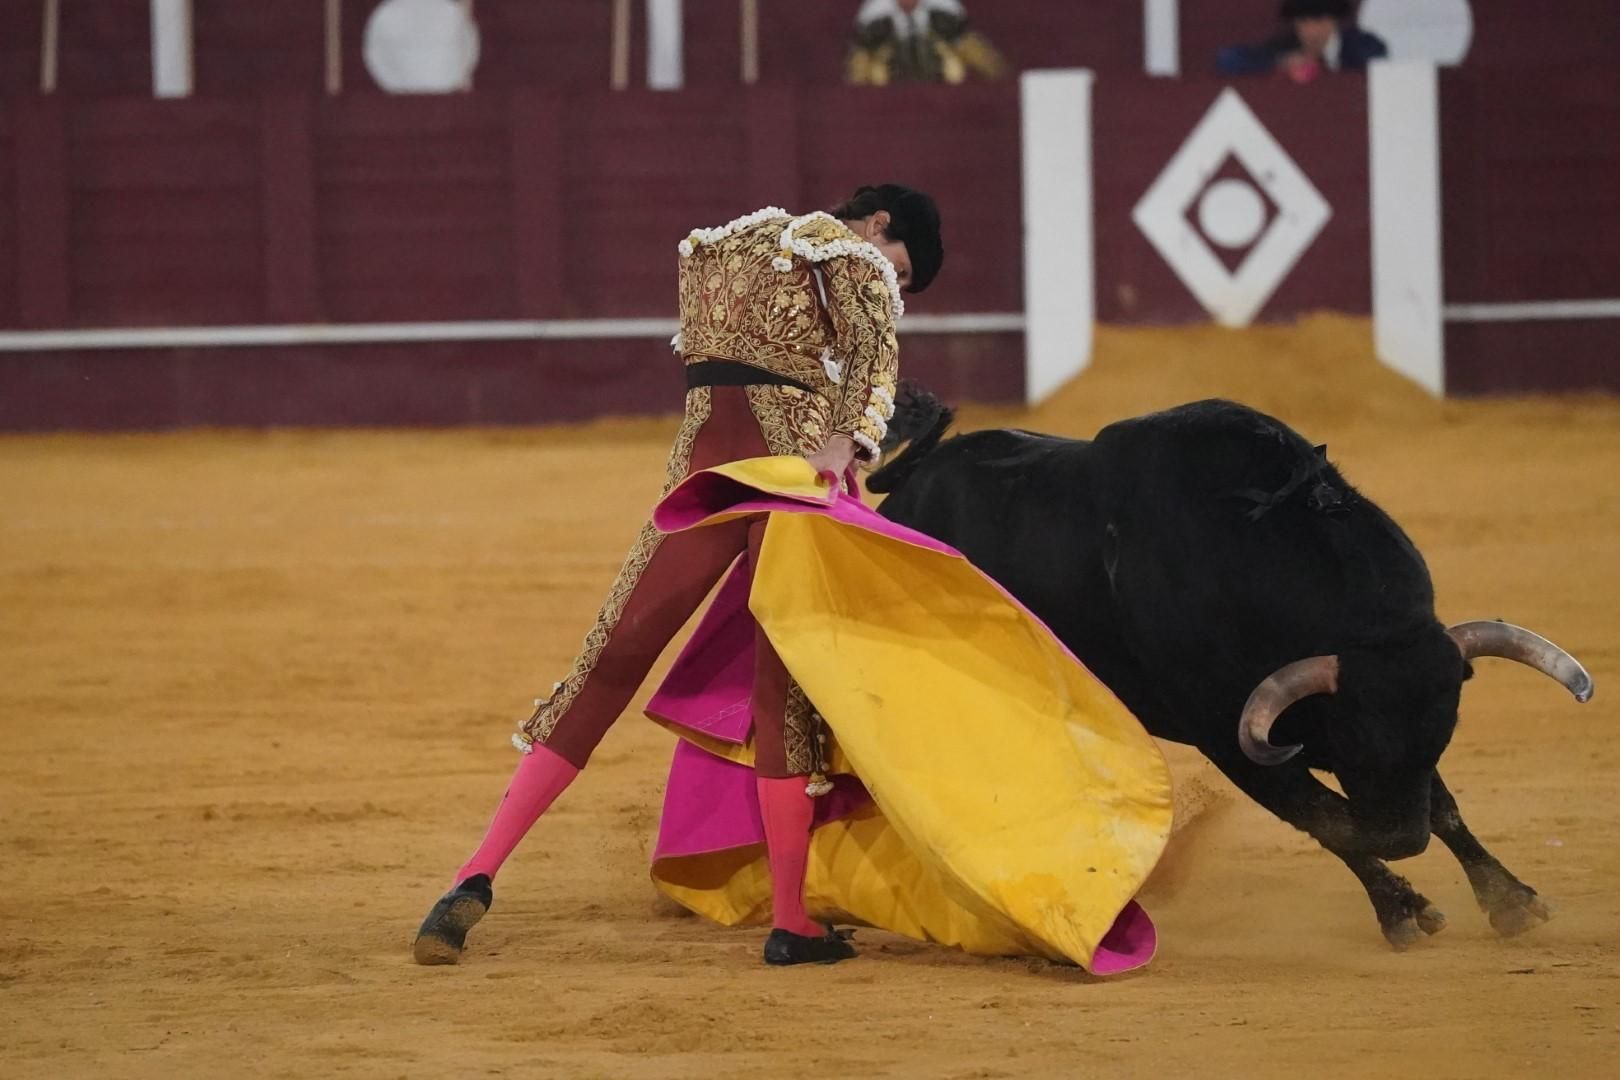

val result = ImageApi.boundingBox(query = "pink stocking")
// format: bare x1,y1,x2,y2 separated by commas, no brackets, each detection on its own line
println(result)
756,776,823,937
455,744,580,885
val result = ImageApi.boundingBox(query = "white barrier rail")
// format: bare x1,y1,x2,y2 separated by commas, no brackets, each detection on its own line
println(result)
1444,300,1620,323
0,313,1026,353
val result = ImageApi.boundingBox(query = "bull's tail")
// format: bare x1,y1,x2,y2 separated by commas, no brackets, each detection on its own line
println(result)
867,380,954,494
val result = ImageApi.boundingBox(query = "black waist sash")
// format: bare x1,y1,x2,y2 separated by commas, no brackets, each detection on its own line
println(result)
685,360,813,394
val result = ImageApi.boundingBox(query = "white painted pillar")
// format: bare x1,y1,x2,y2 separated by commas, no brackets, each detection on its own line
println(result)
150,0,194,98
1020,70,1096,406
1369,62,1445,395
1144,0,1179,77
647,0,683,89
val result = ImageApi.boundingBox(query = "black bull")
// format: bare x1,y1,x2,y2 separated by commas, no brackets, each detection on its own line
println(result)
865,392,1594,948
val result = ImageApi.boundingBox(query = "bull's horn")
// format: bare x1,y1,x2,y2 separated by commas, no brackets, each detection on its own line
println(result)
1447,620,1594,703
1238,656,1341,766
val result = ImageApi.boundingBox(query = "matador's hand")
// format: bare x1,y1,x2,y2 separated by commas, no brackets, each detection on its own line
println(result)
805,435,858,494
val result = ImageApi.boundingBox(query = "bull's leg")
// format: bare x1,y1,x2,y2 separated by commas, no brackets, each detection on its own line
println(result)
1209,757,1445,949
1431,772,1551,937
1343,855,1448,949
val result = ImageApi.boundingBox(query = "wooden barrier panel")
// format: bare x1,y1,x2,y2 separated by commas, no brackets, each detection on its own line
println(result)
53,0,152,98
66,99,263,325
193,2,326,96
0,106,20,327
0,84,1029,430
1440,65,1620,393
315,94,518,321
11,98,70,328
0,84,1023,330
0,0,44,96
1462,0,1613,69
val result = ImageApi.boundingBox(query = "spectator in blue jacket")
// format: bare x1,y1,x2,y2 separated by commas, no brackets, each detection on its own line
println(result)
1218,0,1388,83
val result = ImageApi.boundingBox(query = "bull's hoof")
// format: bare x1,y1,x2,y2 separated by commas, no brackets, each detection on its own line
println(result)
1384,918,1422,950
1382,905,1445,951
1416,904,1448,936
1487,890,1552,938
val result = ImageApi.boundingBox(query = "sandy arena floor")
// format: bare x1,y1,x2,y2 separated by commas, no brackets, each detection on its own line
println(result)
3,315,1618,1078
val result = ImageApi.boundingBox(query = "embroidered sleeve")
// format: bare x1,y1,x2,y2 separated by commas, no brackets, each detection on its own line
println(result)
770,213,904,465
822,254,899,464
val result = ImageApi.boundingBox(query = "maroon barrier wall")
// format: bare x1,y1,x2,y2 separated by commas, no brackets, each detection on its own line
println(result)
0,73,1384,431
1441,66,1620,394
0,83,1018,329
0,0,45,96
5,60,1612,429
0,84,1024,431
192,4,327,97
6,74,1370,337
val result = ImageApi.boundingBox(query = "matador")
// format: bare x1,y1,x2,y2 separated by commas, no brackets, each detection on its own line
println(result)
413,184,944,967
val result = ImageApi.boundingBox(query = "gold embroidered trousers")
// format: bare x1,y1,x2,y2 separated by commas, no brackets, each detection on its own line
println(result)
517,384,830,777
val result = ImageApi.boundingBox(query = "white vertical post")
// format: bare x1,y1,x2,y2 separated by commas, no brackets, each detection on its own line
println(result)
150,0,194,99
1020,70,1096,406
1369,62,1445,395
1144,0,1179,77
646,0,683,89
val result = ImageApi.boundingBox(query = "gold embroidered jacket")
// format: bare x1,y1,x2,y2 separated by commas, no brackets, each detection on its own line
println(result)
675,209,900,462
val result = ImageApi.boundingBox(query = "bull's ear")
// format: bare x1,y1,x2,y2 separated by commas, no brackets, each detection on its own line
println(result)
1314,443,1329,459
1461,660,1476,683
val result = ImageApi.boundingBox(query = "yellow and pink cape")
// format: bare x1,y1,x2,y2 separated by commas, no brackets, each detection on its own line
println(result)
645,458,1172,972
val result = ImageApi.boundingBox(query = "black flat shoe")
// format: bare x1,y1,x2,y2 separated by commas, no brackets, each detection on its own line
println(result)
412,874,493,966
763,926,856,967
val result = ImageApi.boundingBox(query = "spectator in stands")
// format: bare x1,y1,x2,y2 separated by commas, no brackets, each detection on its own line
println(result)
847,0,1007,85
1218,0,1388,84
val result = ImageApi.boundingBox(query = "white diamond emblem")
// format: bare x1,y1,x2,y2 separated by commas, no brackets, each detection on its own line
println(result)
1132,88,1332,327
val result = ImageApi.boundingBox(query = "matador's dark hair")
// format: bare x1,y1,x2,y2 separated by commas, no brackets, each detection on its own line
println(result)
829,184,944,294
